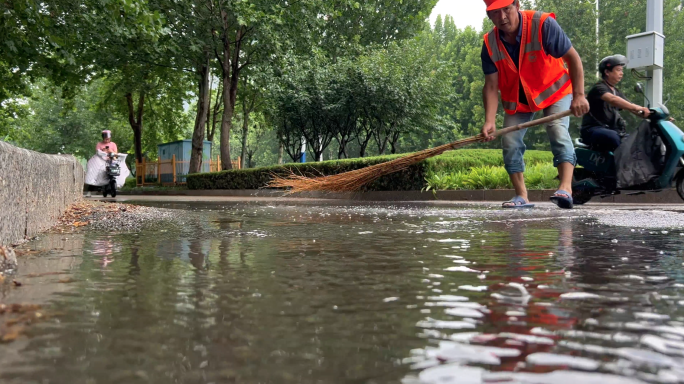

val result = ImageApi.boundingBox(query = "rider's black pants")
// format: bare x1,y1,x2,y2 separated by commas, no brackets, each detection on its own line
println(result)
581,126,622,152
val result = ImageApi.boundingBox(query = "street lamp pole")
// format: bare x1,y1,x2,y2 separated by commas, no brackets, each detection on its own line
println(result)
596,0,599,79
646,0,664,106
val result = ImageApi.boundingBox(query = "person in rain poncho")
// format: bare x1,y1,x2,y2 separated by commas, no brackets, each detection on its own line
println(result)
85,130,130,193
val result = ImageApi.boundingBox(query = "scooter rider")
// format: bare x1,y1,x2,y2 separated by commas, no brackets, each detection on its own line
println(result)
97,130,118,154
580,55,651,152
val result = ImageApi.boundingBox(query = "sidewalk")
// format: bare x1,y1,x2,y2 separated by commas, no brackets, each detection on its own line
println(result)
116,188,684,204
106,193,684,211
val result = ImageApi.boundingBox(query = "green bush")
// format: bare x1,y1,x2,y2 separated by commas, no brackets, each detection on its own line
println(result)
425,163,559,191
123,177,137,189
186,149,555,191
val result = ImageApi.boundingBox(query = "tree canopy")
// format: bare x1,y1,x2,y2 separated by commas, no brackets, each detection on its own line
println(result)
3,0,684,170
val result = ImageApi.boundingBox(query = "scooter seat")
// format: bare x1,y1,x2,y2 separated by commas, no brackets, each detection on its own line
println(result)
574,138,590,149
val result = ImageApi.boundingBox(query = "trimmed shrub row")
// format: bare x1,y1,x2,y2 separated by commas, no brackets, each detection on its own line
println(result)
426,163,559,191
186,149,555,191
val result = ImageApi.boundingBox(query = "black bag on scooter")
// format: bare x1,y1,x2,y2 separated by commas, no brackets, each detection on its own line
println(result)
615,120,665,189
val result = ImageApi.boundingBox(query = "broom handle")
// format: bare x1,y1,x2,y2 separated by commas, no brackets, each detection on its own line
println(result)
492,110,574,138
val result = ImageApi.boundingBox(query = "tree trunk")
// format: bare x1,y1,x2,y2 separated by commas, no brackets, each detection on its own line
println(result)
278,142,283,164
357,117,372,158
126,92,145,163
219,22,244,170
337,136,348,159
240,111,249,169
375,129,389,155
205,72,213,143
189,57,211,174
208,76,222,143
390,130,401,154
239,91,255,169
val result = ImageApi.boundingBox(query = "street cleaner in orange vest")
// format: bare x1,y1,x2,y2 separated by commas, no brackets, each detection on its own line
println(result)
480,0,590,209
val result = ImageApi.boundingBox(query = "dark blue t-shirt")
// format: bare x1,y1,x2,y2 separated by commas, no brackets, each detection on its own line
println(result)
481,13,572,105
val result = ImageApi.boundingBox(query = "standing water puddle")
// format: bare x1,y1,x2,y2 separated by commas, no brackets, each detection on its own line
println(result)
2,201,684,384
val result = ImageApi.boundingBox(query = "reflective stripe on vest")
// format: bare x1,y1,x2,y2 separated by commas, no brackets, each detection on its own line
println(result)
487,29,506,63
524,11,543,53
502,100,517,111
534,73,571,105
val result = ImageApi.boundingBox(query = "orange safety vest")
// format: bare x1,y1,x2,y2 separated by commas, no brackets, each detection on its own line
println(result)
484,10,572,114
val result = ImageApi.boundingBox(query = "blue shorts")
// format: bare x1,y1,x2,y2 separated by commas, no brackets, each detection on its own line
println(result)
501,94,576,175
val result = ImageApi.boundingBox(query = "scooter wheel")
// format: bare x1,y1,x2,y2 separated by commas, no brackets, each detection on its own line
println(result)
572,190,593,205
110,180,117,198
103,186,108,198
676,169,684,202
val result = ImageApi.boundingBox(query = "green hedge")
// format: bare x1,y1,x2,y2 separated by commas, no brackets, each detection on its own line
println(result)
186,149,554,191
426,163,559,190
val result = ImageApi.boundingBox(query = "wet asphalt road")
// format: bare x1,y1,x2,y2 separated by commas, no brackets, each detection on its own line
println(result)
99,195,684,229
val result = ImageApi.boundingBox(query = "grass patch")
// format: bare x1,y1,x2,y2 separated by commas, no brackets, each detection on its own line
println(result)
425,163,559,191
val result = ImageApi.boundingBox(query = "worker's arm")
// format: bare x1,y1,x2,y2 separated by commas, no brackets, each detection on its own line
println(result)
562,47,590,117
481,73,500,142
601,93,651,117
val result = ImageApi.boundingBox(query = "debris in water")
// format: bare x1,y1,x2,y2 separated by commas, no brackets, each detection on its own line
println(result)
526,352,600,370
416,319,477,330
458,285,488,292
444,266,479,273
560,292,602,299
445,307,483,318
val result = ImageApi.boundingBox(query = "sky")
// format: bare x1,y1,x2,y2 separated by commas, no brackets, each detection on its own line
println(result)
430,0,488,31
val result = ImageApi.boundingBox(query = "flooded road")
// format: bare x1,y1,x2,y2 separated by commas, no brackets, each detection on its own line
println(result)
2,201,684,384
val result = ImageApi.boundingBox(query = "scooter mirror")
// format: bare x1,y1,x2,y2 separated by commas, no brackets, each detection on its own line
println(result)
635,83,645,94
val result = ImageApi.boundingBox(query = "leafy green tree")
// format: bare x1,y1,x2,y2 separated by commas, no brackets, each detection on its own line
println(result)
319,0,439,58
0,0,165,103
5,80,131,160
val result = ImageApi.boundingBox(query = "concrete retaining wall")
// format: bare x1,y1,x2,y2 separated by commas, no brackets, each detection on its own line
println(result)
0,141,84,246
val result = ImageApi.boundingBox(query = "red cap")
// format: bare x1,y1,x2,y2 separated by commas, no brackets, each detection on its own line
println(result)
484,0,514,11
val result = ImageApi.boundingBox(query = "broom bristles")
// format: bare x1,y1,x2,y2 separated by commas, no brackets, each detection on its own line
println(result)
268,135,484,194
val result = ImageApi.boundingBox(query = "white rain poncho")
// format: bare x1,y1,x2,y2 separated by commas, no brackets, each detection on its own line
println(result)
85,150,130,188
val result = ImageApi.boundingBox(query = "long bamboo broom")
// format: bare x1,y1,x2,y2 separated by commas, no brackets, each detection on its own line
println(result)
268,110,573,193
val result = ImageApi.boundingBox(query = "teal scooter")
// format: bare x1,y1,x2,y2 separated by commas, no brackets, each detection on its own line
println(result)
572,83,684,205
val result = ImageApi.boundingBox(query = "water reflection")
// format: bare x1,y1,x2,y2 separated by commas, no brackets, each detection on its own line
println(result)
1,203,684,383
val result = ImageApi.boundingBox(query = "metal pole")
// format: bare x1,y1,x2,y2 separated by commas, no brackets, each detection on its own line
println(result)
646,0,663,106
596,0,600,79
317,136,323,162
300,136,306,163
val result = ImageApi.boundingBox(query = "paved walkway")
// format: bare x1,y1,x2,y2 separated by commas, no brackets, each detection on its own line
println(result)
95,194,684,212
